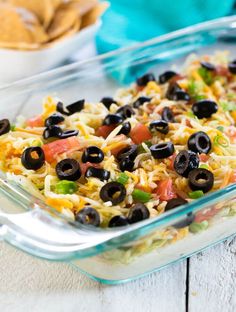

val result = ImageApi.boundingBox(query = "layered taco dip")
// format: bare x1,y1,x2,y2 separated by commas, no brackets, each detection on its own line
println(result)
0,52,236,237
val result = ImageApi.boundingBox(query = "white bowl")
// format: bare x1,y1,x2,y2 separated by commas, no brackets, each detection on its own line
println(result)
0,21,101,84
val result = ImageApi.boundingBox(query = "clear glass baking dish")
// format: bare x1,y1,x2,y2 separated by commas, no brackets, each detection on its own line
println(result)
0,16,236,284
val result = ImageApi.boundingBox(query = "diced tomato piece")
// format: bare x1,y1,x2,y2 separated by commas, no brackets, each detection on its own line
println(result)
80,162,100,175
26,115,44,127
42,136,80,163
136,85,144,92
155,178,177,201
129,123,152,144
215,65,231,78
185,119,192,128
199,153,210,162
229,170,236,183
96,125,116,138
169,74,184,84
195,207,219,223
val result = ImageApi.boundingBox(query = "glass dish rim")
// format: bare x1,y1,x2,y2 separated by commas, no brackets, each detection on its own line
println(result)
0,15,235,258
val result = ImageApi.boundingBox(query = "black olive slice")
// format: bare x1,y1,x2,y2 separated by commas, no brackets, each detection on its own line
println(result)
188,131,211,154
102,114,124,126
0,119,10,136
66,99,85,114
56,158,81,181
150,142,174,159
57,101,70,116
133,96,151,109
116,145,138,161
165,198,188,211
60,130,79,139
136,73,156,86
161,107,175,123
188,168,214,193
119,157,134,172
166,83,181,100
21,147,45,170
75,207,100,227
56,100,85,116
85,167,110,181
159,71,177,84
100,182,126,205
200,61,216,71
165,198,193,228
100,97,117,109
192,100,218,119
149,120,169,135
228,60,236,74
171,90,191,101
128,203,150,224
174,150,199,177
82,146,104,163
108,215,129,227
45,113,65,127
118,122,131,136
43,125,63,139
116,105,135,119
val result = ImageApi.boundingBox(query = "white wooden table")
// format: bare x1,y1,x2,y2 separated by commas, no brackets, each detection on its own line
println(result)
0,43,235,312
0,236,235,312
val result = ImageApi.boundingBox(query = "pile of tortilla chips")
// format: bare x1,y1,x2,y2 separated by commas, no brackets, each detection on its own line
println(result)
0,0,108,50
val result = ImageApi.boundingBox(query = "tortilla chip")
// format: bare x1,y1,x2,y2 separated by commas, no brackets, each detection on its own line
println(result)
60,0,98,16
47,7,79,40
44,17,81,48
81,2,108,28
50,0,63,10
9,0,55,28
0,40,40,51
0,3,34,44
0,3,48,50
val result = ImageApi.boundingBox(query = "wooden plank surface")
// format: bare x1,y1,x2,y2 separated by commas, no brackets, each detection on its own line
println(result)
188,236,236,312
0,242,186,312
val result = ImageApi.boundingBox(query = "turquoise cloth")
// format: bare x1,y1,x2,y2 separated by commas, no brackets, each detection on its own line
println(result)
96,0,235,83
97,0,235,53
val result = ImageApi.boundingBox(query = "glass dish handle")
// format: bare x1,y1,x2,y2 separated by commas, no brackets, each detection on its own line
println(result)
0,206,124,261
0,176,125,261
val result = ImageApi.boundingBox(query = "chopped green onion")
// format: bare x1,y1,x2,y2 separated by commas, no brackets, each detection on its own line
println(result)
137,141,152,154
10,124,16,131
132,189,151,203
55,180,78,195
117,172,129,185
199,164,209,170
188,80,206,101
188,79,198,96
32,140,42,147
219,100,236,112
198,67,214,85
213,134,229,148
144,141,152,147
193,94,206,101
187,111,195,118
189,220,209,233
226,93,235,100
216,126,224,132
188,190,204,199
